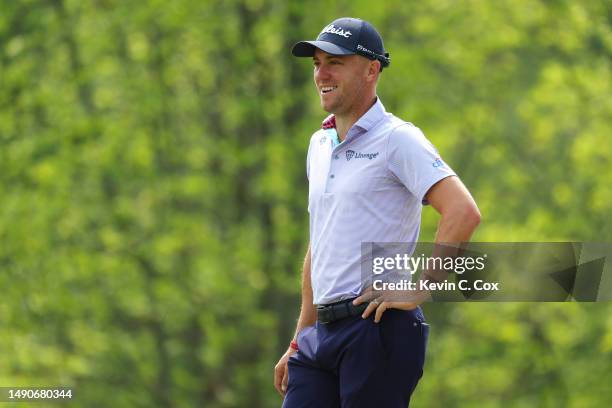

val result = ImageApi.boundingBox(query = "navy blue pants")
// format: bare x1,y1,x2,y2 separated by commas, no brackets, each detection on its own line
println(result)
282,307,429,408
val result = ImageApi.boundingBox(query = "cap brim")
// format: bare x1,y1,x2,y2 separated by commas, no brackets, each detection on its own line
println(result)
291,40,354,57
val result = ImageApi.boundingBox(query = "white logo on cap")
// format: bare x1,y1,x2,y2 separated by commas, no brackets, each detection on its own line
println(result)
321,24,352,38
357,44,373,54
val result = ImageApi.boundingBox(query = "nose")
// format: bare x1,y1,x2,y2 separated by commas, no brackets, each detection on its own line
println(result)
315,63,331,82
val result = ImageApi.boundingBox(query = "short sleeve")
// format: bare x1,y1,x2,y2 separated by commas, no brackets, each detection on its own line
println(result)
387,124,456,204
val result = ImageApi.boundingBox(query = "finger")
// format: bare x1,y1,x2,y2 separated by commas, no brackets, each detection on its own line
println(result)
393,301,418,311
353,293,368,305
353,289,374,305
281,369,289,395
374,301,389,323
274,366,284,396
361,301,378,319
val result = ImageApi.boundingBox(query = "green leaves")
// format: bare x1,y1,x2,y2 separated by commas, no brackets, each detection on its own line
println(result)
0,1,611,407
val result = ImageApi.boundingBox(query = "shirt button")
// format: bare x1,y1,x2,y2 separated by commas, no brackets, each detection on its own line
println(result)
334,155,339,160
330,174,335,179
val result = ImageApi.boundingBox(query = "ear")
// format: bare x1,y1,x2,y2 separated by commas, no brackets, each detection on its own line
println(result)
367,60,381,82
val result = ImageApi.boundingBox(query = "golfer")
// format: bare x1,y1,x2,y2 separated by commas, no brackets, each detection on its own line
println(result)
274,17,480,407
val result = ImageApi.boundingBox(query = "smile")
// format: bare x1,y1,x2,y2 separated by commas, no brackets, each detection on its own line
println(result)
320,86,338,95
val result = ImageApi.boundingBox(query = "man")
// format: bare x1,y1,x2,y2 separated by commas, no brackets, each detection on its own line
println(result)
274,17,480,407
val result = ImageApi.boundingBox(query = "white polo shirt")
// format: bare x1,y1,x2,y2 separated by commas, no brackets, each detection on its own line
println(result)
307,98,456,304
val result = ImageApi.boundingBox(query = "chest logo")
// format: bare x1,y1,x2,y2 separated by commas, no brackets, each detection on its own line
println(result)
346,150,379,161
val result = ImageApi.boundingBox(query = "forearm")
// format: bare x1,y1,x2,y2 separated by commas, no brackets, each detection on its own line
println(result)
424,203,481,283
292,244,317,342
434,204,481,243
418,176,481,288
274,245,316,395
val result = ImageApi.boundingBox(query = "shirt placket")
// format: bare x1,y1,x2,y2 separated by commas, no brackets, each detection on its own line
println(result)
325,127,363,193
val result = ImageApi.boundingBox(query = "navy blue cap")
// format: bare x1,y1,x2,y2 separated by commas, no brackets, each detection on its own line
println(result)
292,17,390,70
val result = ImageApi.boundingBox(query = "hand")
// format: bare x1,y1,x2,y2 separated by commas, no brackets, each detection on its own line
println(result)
353,286,429,323
274,347,297,397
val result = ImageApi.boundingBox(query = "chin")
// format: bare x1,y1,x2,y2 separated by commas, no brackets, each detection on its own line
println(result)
320,101,337,114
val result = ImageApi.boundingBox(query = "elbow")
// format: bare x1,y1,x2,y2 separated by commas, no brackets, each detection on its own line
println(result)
444,200,481,230
463,202,481,230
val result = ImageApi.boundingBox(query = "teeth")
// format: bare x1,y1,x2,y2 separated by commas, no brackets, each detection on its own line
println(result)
321,86,338,94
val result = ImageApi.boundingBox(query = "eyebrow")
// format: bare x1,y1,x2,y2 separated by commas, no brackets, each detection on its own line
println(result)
313,55,344,61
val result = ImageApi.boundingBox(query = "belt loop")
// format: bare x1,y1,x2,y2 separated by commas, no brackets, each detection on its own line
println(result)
345,301,351,316
330,306,336,322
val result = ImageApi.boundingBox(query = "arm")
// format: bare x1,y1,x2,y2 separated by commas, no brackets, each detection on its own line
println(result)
274,244,316,396
414,175,480,290
422,175,481,281
427,176,481,242
356,176,481,321
293,244,317,337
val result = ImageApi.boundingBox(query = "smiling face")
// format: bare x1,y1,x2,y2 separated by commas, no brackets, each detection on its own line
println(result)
313,48,379,116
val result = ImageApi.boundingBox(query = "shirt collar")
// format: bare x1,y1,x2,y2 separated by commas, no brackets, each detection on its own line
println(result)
353,97,386,131
320,97,387,132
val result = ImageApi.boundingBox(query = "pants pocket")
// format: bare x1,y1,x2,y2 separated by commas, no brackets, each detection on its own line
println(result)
376,309,422,358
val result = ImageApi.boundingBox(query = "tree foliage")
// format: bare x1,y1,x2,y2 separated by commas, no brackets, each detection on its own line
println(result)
1,0,611,407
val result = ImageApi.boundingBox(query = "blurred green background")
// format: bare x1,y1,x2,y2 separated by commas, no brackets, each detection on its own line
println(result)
1,0,611,407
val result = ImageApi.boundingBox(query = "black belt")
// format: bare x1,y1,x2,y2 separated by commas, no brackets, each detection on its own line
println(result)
317,298,368,324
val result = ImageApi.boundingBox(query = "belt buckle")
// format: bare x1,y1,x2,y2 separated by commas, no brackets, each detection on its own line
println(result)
317,304,333,324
